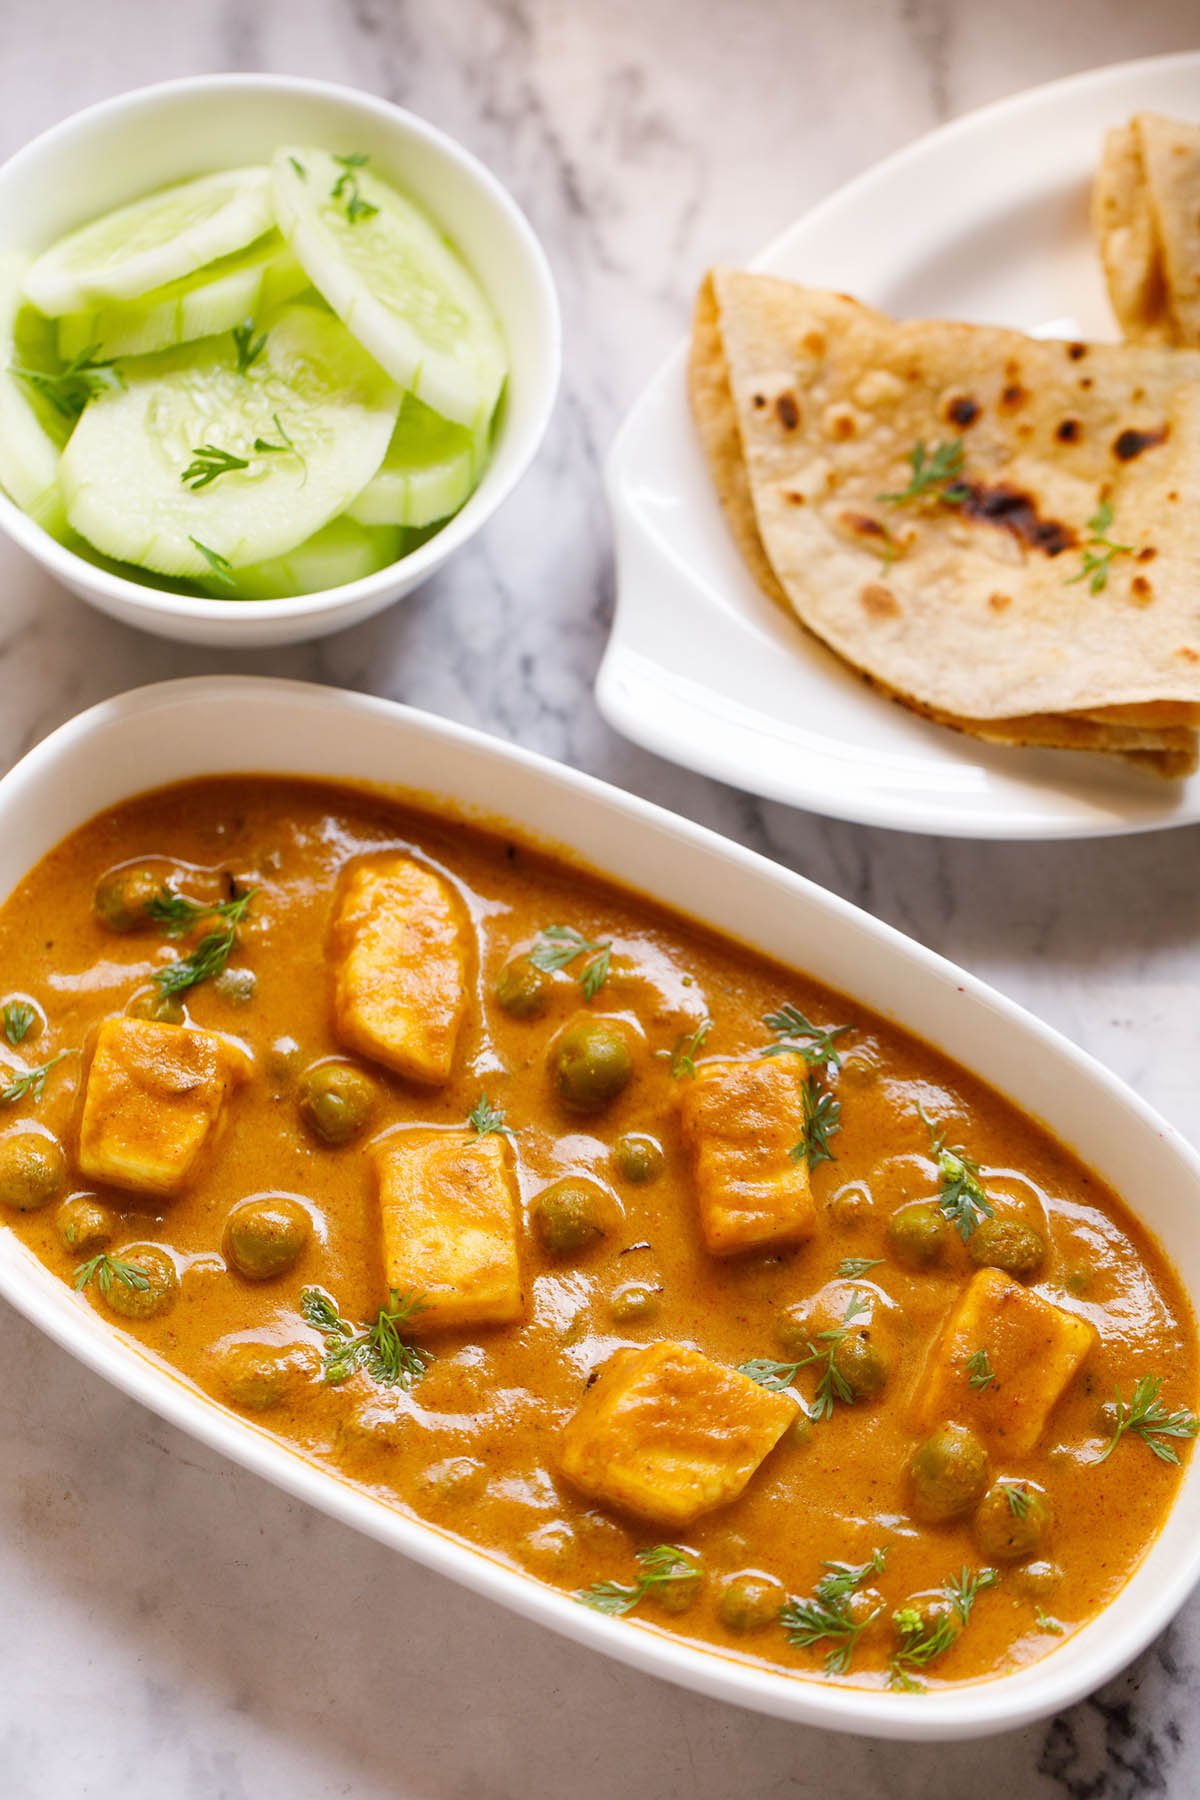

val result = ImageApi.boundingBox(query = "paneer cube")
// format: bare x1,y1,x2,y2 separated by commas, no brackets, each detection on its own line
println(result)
559,1340,794,1528
373,1129,523,1332
679,1056,815,1255
77,1017,250,1200
915,1268,1095,1456
332,856,468,1085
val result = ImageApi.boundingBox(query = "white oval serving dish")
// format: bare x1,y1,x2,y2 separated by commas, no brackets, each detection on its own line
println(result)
0,77,560,646
0,674,1197,1740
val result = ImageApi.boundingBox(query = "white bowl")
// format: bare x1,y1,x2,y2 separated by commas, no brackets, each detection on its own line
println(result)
1,676,1197,1740
0,77,560,646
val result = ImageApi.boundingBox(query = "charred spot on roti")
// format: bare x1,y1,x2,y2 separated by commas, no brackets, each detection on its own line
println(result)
823,404,860,440
1178,646,1200,664
946,395,980,427
783,488,808,505
1067,342,1088,360
1137,546,1158,561
958,483,1075,556
752,393,767,409
775,391,800,430
988,592,1013,612
1079,376,1094,390
799,330,826,357
1000,383,1027,409
840,510,889,540
1113,425,1168,460
859,583,900,619
1131,576,1154,602
1055,418,1082,443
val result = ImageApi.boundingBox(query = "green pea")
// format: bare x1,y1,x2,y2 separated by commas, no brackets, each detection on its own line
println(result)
225,1194,311,1280
968,1217,1045,1281
93,864,164,933
494,955,552,1019
214,1340,317,1411
612,1133,663,1184
609,1281,662,1325
718,1570,785,1632
213,966,256,1005
909,1423,988,1522
126,986,184,1025
419,1456,487,1504
298,1060,378,1145
533,1178,612,1255
102,1244,178,1321
887,1200,950,1268
55,1194,116,1254
974,1480,1053,1560
0,1127,66,1212
832,1331,889,1400
551,1019,633,1114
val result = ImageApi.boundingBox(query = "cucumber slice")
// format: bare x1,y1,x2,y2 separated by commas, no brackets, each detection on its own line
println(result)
202,515,402,599
347,393,488,527
25,167,275,315
0,253,70,532
60,303,400,579
56,234,307,361
271,147,507,429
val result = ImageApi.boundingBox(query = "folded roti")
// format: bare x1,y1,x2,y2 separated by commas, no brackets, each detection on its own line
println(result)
694,270,1200,769
1136,113,1200,346
1092,122,1171,343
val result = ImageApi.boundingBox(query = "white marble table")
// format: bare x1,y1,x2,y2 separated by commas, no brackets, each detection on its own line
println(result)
2,2,1199,1794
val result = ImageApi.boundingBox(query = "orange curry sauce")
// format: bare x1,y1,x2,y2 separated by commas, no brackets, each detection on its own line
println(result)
0,776,1193,1691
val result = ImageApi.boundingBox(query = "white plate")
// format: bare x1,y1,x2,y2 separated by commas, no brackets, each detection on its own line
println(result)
1,675,1199,1740
598,52,1200,839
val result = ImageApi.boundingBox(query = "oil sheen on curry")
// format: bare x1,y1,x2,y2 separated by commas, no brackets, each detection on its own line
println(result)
0,777,1194,1692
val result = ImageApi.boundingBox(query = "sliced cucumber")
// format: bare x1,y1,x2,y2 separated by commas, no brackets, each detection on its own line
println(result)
60,303,400,579
201,515,402,599
271,147,507,429
25,167,275,315
0,253,69,532
347,393,488,527
56,234,307,361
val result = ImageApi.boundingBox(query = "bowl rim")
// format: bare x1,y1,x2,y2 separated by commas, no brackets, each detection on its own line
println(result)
0,74,561,622
0,673,1198,1741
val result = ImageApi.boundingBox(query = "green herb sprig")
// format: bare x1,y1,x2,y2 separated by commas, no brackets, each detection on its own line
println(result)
181,443,250,491
794,1078,840,1169
468,1093,513,1138
189,537,236,588
836,1256,884,1280
232,321,267,374
878,439,968,508
331,152,378,224
147,885,257,938
0,1049,70,1106
1098,1375,1199,1465
779,1548,887,1674
529,924,612,1000
2,1001,35,1046
577,1543,701,1617
920,1106,993,1240
741,1291,870,1419
10,344,124,421
966,1348,995,1392
300,1286,432,1390
1066,500,1134,595
73,1253,151,1298
657,1019,711,1079
763,1004,851,1071
889,1566,997,1690
151,888,256,997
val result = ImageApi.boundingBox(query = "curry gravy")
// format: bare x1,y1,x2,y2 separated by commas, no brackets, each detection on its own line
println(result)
0,777,1193,1690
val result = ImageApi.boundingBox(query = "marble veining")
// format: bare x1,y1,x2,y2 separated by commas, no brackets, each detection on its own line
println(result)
1,1,1199,1794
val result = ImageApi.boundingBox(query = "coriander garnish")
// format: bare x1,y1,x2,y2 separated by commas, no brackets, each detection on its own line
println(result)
300,1285,431,1389
2,1001,34,1046
740,1291,870,1418
1035,1608,1064,1635
878,439,968,508
467,1092,513,1138
10,343,124,421
189,537,236,588
181,443,250,490
529,924,612,1001
779,1548,887,1674
1097,1374,1199,1465
232,320,267,374
331,152,378,224
836,1256,884,1280
657,1019,711,1079
763,1004,851,1071
253,411,301,459
966,1347,995,1392
920,1106,993,1240
888,1565,997,1691
577,1544,700,1617
1066,500,1134,595
151,887,255,997
73,1252,151,1298
0,1049,71,1106
793,1077,840,1170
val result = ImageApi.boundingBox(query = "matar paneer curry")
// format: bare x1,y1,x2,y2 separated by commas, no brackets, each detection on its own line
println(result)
0,776,1193,1691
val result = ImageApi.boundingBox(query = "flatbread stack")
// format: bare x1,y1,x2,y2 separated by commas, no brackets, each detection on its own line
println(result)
1093,113,1200,345
689,269,1200,774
